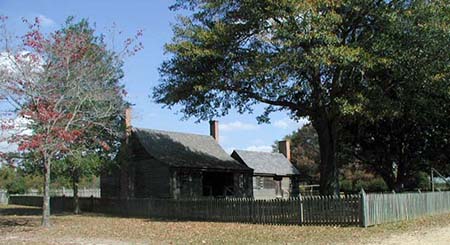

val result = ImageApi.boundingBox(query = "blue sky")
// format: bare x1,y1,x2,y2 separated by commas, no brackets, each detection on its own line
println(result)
0,0,307,153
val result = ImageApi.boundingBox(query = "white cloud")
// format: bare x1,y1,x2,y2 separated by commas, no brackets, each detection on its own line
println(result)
0,141,18,153
250,138,265,145
273,118,290,129
1,117,31,135
245,145,273,152
220,121,259,131
37,14,55,27
0,117,32,153
223,144,272,154
0,51,44,78
297,117,309,127
273,117,309,129
223,145,273,154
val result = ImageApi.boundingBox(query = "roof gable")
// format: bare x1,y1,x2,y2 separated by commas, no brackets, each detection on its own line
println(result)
231,150,299,176
132,128,250,171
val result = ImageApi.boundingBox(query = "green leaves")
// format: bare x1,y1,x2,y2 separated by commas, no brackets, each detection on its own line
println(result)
155,0,395,120
155,0,450,194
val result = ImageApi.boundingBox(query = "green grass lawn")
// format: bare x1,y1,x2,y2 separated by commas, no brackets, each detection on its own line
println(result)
1,204,450,244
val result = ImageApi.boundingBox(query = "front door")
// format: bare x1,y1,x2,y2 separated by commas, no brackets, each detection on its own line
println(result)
202,172,234,197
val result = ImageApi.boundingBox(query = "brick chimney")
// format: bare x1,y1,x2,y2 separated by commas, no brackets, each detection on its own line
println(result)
278,140,291,161
209,120,219,142
125,107,132,137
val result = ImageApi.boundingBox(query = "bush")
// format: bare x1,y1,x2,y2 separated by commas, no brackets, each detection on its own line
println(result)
340,179,354,193
363,178,389,192
23,174,44,192
7,177,26,194
415,171,430,190
0,166,27,194
340,177,388,193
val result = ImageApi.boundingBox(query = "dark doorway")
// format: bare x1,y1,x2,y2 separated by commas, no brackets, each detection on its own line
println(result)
202,172,234,197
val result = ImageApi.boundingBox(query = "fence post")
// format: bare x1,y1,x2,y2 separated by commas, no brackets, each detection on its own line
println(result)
62,194,65,212
360,189,368,227
299,194,304,225
90,195,94,212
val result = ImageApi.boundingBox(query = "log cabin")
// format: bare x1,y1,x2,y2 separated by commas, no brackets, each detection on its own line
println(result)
101,110,253,199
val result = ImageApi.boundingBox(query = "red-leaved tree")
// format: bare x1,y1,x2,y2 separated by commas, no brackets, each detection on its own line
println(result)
0,16,142,226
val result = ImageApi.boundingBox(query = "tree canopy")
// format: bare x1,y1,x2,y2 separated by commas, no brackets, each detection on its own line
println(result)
155,0,450,194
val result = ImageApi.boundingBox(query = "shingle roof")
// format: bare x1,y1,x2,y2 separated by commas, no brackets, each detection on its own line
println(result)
132,128,251,171
231,150,300,176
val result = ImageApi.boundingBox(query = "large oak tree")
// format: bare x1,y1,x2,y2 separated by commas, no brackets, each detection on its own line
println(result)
154,0,449,194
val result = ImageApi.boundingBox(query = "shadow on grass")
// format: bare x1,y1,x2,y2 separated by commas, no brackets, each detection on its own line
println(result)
0,205,80,231
0,205,70,216
0,206,42,216
0,218,33,228
0,206,41,231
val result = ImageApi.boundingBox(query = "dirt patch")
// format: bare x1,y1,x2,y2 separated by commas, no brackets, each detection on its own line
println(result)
367,226,450,245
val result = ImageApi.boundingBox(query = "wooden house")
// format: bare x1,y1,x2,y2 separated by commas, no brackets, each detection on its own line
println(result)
101,113,253,199
231,141,300,199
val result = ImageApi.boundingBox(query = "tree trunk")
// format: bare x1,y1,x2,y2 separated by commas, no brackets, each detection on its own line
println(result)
394,160,407,192
379,172,396,191
372,160,396,191
42,157,51,227
313,117,340,195
72,172,80,214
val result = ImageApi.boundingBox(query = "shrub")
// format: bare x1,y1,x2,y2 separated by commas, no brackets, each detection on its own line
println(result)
340,177,388,193
0,166,27,194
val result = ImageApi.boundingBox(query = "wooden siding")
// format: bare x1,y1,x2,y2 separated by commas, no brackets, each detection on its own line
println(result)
100,167,120,198
134,158,170,198
233,172,253,198
101,135,172,198
170,169,253,199
171,169,203,199
253,176,299,199
102,134,253,199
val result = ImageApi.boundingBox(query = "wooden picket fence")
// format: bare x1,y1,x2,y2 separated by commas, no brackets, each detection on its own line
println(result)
301,195,360,225
121,198,303,225
9,195,361,226
8,191,450,227
362,191,450,226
